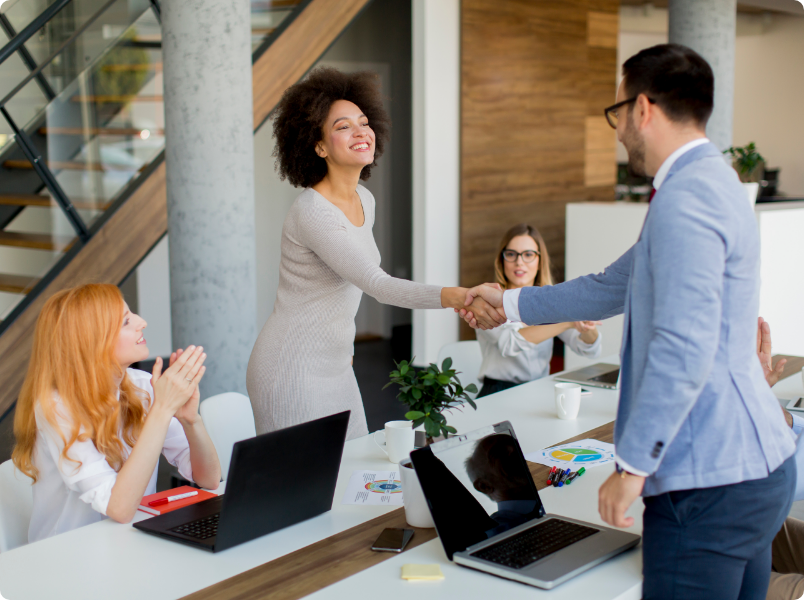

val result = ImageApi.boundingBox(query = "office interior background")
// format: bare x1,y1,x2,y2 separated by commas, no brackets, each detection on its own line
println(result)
0,0,802,473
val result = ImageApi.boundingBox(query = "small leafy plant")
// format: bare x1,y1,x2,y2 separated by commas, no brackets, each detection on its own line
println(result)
725,142,765,180
384,357,478,441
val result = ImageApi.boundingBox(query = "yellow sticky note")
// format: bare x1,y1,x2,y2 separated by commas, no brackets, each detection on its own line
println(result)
401,564,445,581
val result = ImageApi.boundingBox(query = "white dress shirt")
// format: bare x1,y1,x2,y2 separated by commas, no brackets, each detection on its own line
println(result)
502,138,710,476
28,368,194,543
477,322,601,385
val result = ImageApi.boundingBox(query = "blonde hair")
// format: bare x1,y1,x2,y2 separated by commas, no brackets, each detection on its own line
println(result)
13,284,149,481
493,223,553,290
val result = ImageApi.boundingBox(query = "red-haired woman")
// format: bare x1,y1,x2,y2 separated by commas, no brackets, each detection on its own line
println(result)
475,224,602,398
13,284,220,542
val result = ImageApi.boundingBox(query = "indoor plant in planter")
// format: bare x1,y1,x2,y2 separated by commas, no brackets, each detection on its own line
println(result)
725,142,765,183
384,357,478,443
384,357,478,527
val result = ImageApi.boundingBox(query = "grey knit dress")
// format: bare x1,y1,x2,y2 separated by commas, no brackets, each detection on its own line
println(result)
247,185,443,440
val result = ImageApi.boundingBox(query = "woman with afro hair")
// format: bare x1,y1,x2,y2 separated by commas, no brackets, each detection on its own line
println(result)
246,68,504,440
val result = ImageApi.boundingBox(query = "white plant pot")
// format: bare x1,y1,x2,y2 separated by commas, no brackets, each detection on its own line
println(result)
399,458,435,528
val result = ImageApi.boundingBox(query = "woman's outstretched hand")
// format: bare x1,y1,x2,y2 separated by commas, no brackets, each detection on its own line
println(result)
150,345,206,419
456,283,507,329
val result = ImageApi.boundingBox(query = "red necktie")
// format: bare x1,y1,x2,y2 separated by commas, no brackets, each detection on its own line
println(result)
648,187,656,202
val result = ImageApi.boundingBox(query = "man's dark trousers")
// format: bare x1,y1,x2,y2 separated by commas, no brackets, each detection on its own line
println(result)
642,455,796,600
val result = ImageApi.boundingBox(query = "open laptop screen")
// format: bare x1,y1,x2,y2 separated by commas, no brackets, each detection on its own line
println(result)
411,422,546,560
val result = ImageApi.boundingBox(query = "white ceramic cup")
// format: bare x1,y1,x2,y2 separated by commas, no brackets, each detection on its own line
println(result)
399,458,435,528
373,420,415,464
555,382,582,420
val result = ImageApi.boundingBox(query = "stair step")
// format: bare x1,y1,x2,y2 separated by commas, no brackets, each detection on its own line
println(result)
0,231,74,251
39,126,164,137
252,27,278,36
70,95,163,103
0,194,111,210
0,274,41,294
100,63,162,72
3,159,146,173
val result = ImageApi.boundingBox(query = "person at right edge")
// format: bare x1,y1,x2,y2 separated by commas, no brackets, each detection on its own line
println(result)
460,44,796,600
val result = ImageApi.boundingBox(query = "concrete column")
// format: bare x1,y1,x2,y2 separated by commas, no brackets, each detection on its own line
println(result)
412,0,460,365
161,0,257,397
669,0,737,151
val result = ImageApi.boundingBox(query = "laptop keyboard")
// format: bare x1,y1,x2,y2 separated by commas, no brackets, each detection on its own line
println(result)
471,518,598,569
170,513,220,540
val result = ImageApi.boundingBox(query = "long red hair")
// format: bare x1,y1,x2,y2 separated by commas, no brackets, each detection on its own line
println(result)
13,284,149,481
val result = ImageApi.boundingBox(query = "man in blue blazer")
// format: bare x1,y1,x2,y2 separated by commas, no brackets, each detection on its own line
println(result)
462,45,796,599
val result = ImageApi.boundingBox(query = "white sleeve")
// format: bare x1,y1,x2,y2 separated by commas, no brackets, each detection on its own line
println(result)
502,289,522,323
557,328,602,358
162,417,194,483
36,405,118,516
482,322,533,358
792,413,804,437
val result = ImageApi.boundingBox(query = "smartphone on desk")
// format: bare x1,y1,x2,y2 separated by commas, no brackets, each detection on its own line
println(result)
371,528,414,552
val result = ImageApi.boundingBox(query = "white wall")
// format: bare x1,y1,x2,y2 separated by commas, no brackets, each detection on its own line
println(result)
618,7,804,196
411,0,461,366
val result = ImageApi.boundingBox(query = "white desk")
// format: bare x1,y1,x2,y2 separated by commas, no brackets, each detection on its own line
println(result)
0,354,691,599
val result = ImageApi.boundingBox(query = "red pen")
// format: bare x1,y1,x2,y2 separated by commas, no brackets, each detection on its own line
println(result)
148,491,198,507
547,466,557,485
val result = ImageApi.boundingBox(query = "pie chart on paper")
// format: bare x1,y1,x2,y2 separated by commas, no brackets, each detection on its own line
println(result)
550,448,603,463
524,439,615,470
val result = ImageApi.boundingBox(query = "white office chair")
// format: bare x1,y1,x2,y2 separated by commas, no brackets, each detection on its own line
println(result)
199,392,257,479
0,459,33,553
437,341,484,399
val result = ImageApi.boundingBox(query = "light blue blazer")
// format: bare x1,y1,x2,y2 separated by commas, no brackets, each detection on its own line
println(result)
518,142,795,496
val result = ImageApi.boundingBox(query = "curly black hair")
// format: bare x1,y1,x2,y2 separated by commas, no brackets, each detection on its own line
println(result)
272,67,391,188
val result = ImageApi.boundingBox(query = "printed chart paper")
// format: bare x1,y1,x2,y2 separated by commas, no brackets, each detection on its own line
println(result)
525,439,615,470
342,470,404,506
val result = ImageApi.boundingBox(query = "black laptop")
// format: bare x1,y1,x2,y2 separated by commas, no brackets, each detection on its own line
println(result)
134,411,350,552
410,421,639,589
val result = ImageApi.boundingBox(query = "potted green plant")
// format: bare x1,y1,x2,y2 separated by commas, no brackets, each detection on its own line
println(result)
724,142,765,183
384,357,478,443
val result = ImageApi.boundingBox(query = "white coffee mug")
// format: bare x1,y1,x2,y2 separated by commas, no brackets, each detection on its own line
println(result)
555,382,582,420
373,420,415,464
399,458,435,528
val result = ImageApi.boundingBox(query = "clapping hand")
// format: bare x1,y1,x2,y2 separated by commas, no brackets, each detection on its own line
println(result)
757,317,785,387
150,345,207,422
456,283,507,329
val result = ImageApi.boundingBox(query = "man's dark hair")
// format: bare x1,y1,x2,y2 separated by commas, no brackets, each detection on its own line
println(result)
272,67,390,188
622,43,714,128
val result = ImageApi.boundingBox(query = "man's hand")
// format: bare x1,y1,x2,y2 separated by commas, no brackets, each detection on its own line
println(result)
458,284,506,329
757,317,786,387
598,471,645,528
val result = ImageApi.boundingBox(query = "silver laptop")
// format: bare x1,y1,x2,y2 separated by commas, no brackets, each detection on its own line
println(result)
554,362,620,389
409,421,639,590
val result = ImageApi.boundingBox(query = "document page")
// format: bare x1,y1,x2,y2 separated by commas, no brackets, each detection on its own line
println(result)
525,439,615,470
342,470,404,506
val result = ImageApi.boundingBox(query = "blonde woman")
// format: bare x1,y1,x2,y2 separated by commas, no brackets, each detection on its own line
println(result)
475,224,602,398
13,284,220,542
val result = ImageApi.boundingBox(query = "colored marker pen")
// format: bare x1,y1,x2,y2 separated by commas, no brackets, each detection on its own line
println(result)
547,466,557,485
557,468,571,487
566,471,579,485
576,467,586,478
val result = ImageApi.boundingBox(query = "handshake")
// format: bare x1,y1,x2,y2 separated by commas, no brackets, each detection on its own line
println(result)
455,283,508,330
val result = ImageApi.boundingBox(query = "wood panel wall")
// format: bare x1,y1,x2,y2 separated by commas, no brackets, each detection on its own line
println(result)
460,0,619,337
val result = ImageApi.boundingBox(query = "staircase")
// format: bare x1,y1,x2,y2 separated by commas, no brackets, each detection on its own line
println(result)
0,0,371,419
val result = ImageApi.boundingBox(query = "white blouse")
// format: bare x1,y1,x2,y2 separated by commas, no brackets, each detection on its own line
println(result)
28,368,194,543
477,322,602,385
